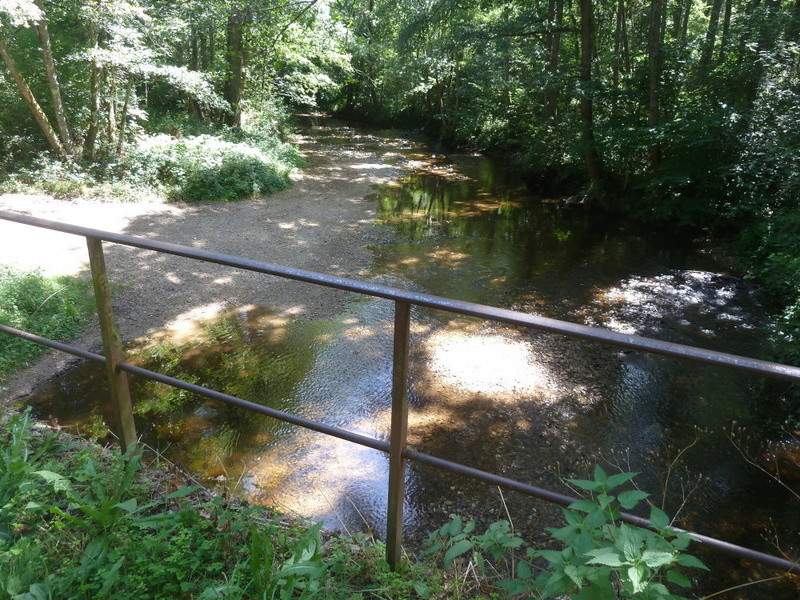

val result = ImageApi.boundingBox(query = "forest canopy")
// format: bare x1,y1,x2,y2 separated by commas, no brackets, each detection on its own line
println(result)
1,0,799,353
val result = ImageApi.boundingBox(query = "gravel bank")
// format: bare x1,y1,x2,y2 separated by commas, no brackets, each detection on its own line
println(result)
0,125,406,401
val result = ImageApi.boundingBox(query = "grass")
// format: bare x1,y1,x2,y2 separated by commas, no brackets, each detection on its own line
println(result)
0,409,492,600
0,266,94,381
0,402,713,600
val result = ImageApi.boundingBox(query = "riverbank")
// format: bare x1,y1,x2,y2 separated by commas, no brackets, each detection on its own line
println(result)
0,121,405,402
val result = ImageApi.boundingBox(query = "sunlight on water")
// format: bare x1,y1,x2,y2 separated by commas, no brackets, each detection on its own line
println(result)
425,331,551,396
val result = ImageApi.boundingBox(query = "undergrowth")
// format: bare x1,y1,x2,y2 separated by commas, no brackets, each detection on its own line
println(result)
0,409,458,600
0,406,709,600
0,267,93,381
0,112,304,204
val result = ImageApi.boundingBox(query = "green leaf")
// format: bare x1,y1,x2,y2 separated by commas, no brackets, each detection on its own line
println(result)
666,569,692,587
568,499,597,513
597,494,613,508
617,524,645,560
412,581,430,598
593,465,608,483
34,470,70,493
606,472,639,489
443,539,473,569
566,478,602,492
564,564,583,586
575,579,616,600
446,515,463,536
649,505,670,528
641,550,675,568
627,565,646,593
537,549,564,564
617,490,649,509
676,554,709,570
517,560,532,580
165,485,200,499
584,548,625,567
498,579,528,595
670,531,694,550
649,582,671,597
114,498,138,513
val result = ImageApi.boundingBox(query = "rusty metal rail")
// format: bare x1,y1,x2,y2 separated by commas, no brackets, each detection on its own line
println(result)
1,208,799,576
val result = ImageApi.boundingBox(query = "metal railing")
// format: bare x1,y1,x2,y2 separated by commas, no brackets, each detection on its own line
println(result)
1,208,799,576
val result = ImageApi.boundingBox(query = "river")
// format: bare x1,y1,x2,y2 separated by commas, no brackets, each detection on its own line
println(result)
27,117,799,597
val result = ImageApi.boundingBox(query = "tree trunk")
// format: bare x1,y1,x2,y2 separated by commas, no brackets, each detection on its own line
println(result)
612,0,630,89
719,0,734,61
83,25,102,160
742,0,780,108
224,8,246,127
107,69,117,148
545,0,564,122
648,0,665,169
0,36,66,158
208,18,216,70
786,0,800,42
189,17,199,70
33,0,74,156
679,0,691,47
579,0,603,189
698,0,724,74
116,77,134,156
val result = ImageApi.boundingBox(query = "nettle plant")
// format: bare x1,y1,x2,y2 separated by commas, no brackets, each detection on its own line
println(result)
425,466,707,599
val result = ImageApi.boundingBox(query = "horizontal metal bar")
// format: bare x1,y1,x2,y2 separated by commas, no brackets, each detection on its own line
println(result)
2,210,799,383
404,448,800,574
116,362,391,454
2,323,797,574
0,324,106,364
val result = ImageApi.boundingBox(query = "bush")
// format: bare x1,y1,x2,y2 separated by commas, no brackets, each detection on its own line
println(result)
0,267,93,380
0,112,303,203
124,133,300,202
181,156,291,202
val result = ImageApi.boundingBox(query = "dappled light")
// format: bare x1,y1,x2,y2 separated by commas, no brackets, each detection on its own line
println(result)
423,330,551,397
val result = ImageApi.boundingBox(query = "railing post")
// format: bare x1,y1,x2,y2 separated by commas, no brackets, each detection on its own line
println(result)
86,236,137,451
386,300,411,570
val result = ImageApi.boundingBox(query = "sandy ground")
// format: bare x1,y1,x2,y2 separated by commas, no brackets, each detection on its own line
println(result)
0,127,404,401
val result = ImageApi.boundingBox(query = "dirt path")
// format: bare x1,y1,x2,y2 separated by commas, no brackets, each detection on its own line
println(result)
0,123,409,401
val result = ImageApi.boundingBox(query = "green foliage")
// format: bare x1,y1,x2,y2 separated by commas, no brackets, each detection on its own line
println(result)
532,466,705,599
180,155,290,202
423,516,523,574
0,408,470,600
424,467,706,599
123,133,298,202
0,267,93,380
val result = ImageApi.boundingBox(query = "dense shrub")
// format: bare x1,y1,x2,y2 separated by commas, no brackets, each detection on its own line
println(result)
124,133,301,202
0,411,456,600
181,156,291,202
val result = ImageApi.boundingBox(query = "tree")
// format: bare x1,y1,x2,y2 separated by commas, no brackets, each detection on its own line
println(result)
648,0,665,170
0,1,66,157
1,0,227,159
579,0,603,190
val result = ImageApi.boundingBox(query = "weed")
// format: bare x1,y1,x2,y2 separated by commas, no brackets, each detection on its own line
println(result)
0,267,93,381
424,467,707,599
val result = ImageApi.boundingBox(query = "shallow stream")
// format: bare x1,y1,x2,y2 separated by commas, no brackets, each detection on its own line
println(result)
27,119,799,596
